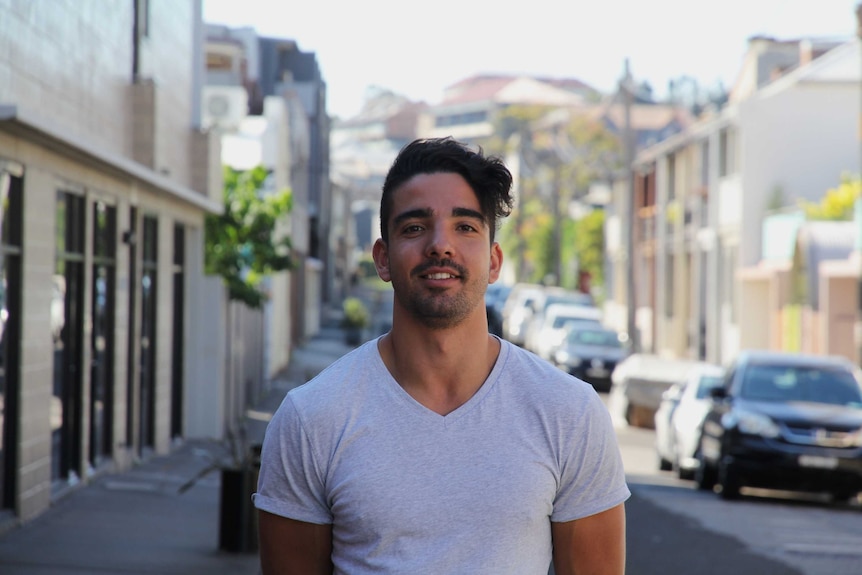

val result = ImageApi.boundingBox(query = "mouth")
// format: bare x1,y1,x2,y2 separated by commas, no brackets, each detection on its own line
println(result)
416,262,465,285
422,272,459,280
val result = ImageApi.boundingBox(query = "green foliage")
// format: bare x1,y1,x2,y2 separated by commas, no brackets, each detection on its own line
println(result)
356,256,378,281
525,208,555,284
534,115,623,194
341,297,370,329
205,165,295,309
573,209,606,292
798,173,861,221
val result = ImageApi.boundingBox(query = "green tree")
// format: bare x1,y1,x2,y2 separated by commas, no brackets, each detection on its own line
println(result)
572,209,606,297
205,165,295,308
798,173,861,220
485,104,555,281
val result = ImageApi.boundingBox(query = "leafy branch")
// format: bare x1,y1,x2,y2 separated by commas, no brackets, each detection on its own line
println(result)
205,165,295,308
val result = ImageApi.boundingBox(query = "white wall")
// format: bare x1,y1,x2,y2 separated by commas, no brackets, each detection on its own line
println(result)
739,83,861,268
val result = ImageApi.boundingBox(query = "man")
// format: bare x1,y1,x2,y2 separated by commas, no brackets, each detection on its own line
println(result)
255,137,629,574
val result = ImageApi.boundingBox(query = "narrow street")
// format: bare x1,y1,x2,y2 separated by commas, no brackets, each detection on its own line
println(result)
614,404,862,575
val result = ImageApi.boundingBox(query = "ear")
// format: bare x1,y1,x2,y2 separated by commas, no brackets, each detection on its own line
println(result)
488,241,503,284
372,238,392,282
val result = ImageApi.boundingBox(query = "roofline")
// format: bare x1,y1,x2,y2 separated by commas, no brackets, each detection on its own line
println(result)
0,104,222,214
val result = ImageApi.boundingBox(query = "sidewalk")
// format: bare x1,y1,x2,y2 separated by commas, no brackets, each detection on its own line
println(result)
0,305,362,575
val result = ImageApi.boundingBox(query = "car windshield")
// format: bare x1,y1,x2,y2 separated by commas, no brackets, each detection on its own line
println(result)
695,375,724,399
567,329,621,348
740,364,862,406
553,314,594,329
545,292,594,309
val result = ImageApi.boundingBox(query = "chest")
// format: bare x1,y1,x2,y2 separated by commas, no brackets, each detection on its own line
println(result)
323,418,559,540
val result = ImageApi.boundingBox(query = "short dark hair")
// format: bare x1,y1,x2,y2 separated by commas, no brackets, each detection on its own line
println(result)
379,137,514,244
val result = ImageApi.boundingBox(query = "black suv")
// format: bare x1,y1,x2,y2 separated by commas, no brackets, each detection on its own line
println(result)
695,350,862,501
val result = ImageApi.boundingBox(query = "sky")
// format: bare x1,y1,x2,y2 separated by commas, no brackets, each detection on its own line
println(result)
203,0,860,119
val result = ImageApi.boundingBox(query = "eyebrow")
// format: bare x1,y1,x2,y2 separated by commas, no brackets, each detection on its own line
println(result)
393,207,486,227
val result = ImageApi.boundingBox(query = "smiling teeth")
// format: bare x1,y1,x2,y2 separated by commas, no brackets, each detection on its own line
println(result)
426,273,454,279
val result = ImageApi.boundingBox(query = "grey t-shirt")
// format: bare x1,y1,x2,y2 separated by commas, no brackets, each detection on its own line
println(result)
255,337,630,574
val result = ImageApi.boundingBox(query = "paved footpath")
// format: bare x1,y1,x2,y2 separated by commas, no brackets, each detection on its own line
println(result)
0,313,356,575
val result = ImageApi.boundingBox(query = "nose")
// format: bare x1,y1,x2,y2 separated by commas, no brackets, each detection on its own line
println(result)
425,225,453,258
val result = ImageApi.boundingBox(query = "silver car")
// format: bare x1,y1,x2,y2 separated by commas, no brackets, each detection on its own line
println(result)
655,363,724,478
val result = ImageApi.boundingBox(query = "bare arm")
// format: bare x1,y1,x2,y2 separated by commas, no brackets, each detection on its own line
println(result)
551,503,626,575
258,510,333,575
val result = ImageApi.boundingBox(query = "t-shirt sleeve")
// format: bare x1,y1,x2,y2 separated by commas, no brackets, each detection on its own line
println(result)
551,390,631,522
253,394,333,525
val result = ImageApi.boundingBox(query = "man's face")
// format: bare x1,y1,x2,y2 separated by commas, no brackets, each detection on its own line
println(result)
373,172,502,329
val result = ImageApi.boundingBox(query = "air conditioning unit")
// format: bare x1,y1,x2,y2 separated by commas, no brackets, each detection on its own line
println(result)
202,86,248,131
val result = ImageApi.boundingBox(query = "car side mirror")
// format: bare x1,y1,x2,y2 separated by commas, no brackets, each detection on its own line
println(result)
708,386,729,401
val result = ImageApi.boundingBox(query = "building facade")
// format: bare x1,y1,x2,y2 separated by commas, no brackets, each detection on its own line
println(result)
258,38,335,310
0,0,222,525
621,36,861,365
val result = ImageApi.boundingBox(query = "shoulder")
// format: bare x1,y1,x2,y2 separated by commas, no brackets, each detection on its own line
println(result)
500,340,594,394
282,338,385,418
495,340,604,417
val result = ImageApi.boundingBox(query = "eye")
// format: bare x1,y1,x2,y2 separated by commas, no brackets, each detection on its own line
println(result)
401,223,424,235
457,222,481,233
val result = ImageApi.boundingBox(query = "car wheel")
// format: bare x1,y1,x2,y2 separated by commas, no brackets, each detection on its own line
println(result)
718,459,741,500
830,490,858,504
694,449,716,491
658,454,672,472
676,458,695,481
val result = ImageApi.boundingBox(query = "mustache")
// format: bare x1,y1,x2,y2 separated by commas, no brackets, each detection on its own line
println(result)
412,259,468,278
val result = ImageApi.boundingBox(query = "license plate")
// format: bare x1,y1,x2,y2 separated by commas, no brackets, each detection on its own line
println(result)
798,455,838,469
587,368,609,378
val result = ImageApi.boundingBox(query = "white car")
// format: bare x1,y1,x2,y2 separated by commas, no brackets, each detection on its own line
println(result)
522,288,596,354
501,283,544,346
532,303,603,360
608,354,701,429
654,363,724,479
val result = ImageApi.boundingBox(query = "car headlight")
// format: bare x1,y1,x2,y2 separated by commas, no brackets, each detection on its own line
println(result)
849,428,862,447
722,410,780,438
554,350,581,367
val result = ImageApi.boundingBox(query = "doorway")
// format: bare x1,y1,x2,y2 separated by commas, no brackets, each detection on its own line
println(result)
0,165,22,510
138,215,158,454
90,201,116,468
53,192,85,487
170,224,185,439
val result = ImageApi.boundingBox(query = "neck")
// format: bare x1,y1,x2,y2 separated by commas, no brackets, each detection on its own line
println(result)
378,309,500,416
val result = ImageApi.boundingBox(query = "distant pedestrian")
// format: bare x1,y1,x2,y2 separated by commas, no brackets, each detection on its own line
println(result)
254,137,629,574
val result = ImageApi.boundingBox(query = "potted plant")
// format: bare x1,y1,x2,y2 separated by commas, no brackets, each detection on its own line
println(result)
341,296,370,345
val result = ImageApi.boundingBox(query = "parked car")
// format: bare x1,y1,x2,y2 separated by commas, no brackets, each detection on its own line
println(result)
654,363,724,478
531,303,602,360
501,283,544,346
608,354,701,428
552,325,628,392
696,350,862,502
523,287,596,353
485,282,511,337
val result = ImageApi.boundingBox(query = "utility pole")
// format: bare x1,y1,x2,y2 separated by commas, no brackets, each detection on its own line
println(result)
621,59,639,352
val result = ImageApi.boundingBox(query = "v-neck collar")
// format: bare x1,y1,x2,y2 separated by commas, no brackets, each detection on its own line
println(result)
372,335,509,426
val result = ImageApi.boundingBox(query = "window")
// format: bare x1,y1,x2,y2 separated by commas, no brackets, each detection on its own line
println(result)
664,256,675,319
700,140,710,186
718,127,737,177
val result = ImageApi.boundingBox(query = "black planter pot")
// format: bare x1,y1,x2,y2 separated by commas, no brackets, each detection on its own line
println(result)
219,466,258,552
344,326,364,345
